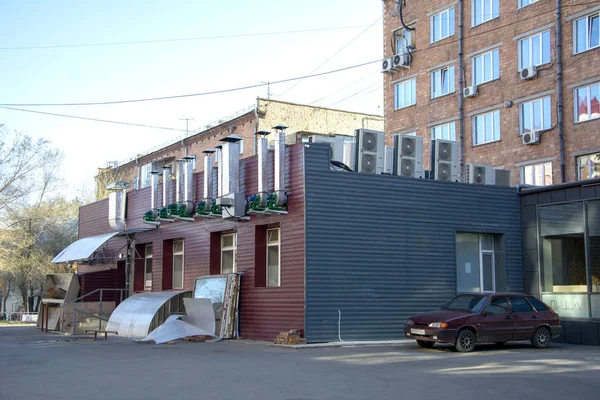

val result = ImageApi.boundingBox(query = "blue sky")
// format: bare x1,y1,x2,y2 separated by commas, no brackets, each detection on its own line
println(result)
0,1,383,199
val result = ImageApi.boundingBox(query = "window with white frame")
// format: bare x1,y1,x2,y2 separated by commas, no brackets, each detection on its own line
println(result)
221,233,236,274
431,122,456,141
519,30,551,70
144,244,153,290
431,65,455,98
520,96,551,135
473,110,501,145
519,0,539,8
456,233,504,293
140,162,152,188
574,11,600,54
431,7,455,43
577,152,600,180
472,0,499,27
472,49,500,85
173,240,184,289
267,228,280,287
395,29,415,55
575,82,600,122
394,78,416,110
521,162,553,186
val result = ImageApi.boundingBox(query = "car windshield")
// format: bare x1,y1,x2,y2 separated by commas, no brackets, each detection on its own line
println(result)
443,295,487,313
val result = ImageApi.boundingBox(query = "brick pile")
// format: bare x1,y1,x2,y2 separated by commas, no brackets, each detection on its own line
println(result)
275,329,306,345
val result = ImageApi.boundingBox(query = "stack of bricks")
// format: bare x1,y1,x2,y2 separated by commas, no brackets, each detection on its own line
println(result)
181,335,213,342
275,329,306,345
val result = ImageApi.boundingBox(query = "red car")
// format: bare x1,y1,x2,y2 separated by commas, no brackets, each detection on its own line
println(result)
404,293,561,352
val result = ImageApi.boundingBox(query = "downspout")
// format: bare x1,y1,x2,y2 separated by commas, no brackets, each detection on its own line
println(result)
458,0,465,180
556,0,566,183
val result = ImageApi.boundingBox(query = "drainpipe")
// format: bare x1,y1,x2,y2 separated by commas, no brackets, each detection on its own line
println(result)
458,0,465,181
556,0,566,183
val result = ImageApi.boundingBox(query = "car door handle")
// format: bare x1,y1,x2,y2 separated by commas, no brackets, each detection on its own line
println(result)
531,315,539,319
505,316,513,320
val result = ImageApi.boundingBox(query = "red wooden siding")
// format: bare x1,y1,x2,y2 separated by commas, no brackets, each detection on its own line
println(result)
77,144,306,341
78,269,117,301
133,244,145,292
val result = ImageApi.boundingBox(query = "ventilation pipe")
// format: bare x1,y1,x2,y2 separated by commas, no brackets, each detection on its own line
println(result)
215,145,223,198
150,171,160,210
162,165,172,208
198,149,215,214
215,135,245,218
272,124,288,207
256,130,270,207
182,155,195,216
107,181,128,231
175,159,185,203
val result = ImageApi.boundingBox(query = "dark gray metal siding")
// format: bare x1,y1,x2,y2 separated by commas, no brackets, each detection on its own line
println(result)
304,144,523,342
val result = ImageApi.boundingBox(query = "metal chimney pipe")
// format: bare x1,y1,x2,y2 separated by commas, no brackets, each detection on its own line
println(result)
150,171,160,209
215,145,223,197
107,181,128,231
219,135,243,196
162,165,172,207
183,156,195,215
256,131,270,202
273,124,287,206
175,159,185,203
203,150,215,200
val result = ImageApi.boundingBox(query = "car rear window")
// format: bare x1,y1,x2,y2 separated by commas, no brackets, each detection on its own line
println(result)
527,297,549,311
509,297,534,313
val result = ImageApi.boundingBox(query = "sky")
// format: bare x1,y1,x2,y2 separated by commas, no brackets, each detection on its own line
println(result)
0,1,384,200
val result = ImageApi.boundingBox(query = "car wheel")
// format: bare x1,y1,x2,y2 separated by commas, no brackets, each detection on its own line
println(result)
531,327,551,349
494,341,506,346
455,329,476,352
416,340,435,349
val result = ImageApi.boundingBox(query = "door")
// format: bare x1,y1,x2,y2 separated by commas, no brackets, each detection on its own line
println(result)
116,262,126,306
508,297,539,340
477,297,514,342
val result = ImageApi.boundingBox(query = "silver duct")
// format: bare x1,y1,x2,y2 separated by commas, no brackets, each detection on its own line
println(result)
183,155,195,215
220,135,242,196
215,145,223,197
107,181,128,231
273,125,287,206
256,131,270,205
175,159,185,203
162,165,172,207
150,171,160,210
203,150,215,201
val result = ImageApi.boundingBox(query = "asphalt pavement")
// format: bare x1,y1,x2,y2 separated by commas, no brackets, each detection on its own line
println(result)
1,325,599,400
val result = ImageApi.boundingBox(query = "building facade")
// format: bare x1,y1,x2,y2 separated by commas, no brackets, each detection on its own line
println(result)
382,0,600,186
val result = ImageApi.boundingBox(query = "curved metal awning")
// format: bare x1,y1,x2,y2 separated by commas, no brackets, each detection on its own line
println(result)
106,291,192,339
51,228,153,264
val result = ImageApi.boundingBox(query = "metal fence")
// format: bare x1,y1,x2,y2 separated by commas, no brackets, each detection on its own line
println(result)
0,312,38,323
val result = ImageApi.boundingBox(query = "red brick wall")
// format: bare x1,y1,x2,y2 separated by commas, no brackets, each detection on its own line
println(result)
382,0,600,184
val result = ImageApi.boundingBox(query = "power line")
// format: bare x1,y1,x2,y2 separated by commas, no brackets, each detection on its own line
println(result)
0,106,186,132
0,25,373,51
0,59,380,107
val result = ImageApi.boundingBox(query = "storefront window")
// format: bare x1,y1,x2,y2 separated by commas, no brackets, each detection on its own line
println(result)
589,200,600,293
456,233,506,293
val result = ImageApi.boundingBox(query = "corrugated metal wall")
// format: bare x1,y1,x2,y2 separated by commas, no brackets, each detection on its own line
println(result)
303,144,523,342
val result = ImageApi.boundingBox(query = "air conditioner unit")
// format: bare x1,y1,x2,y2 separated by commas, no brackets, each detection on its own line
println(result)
466,164,495,185
394,134,424,178
381,57,395,73
384,147,394,174
520,65,538,80
308,135,345,162
393,53,410,69
522,131,540,145
432,139,459,182
494,169,512,187
463,86,478,98
354,129,385,174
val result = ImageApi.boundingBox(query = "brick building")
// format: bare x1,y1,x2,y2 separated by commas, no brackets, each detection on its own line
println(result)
95,98,383,198
381,0,599,186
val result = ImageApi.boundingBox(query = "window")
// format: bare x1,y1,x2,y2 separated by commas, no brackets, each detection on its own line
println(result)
431,122,456,141
509,297,534,313
144,244,153,290
472,0,499,27
519,31,551,70
486,298,509,314
431,66,455,98
577,152,600,180
140,162,152,188
267,228,280,287
431,8,455,43
394,78,416,110
520,96,551,135
519,0,539,8
456,233,506,293
173,240,184,289
527,297,549,312
575,82,600,122
521,162,553,186
221,233,236,274
472,49,500,85
473,110,501,145
395,29,415,55
574,12,600,54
